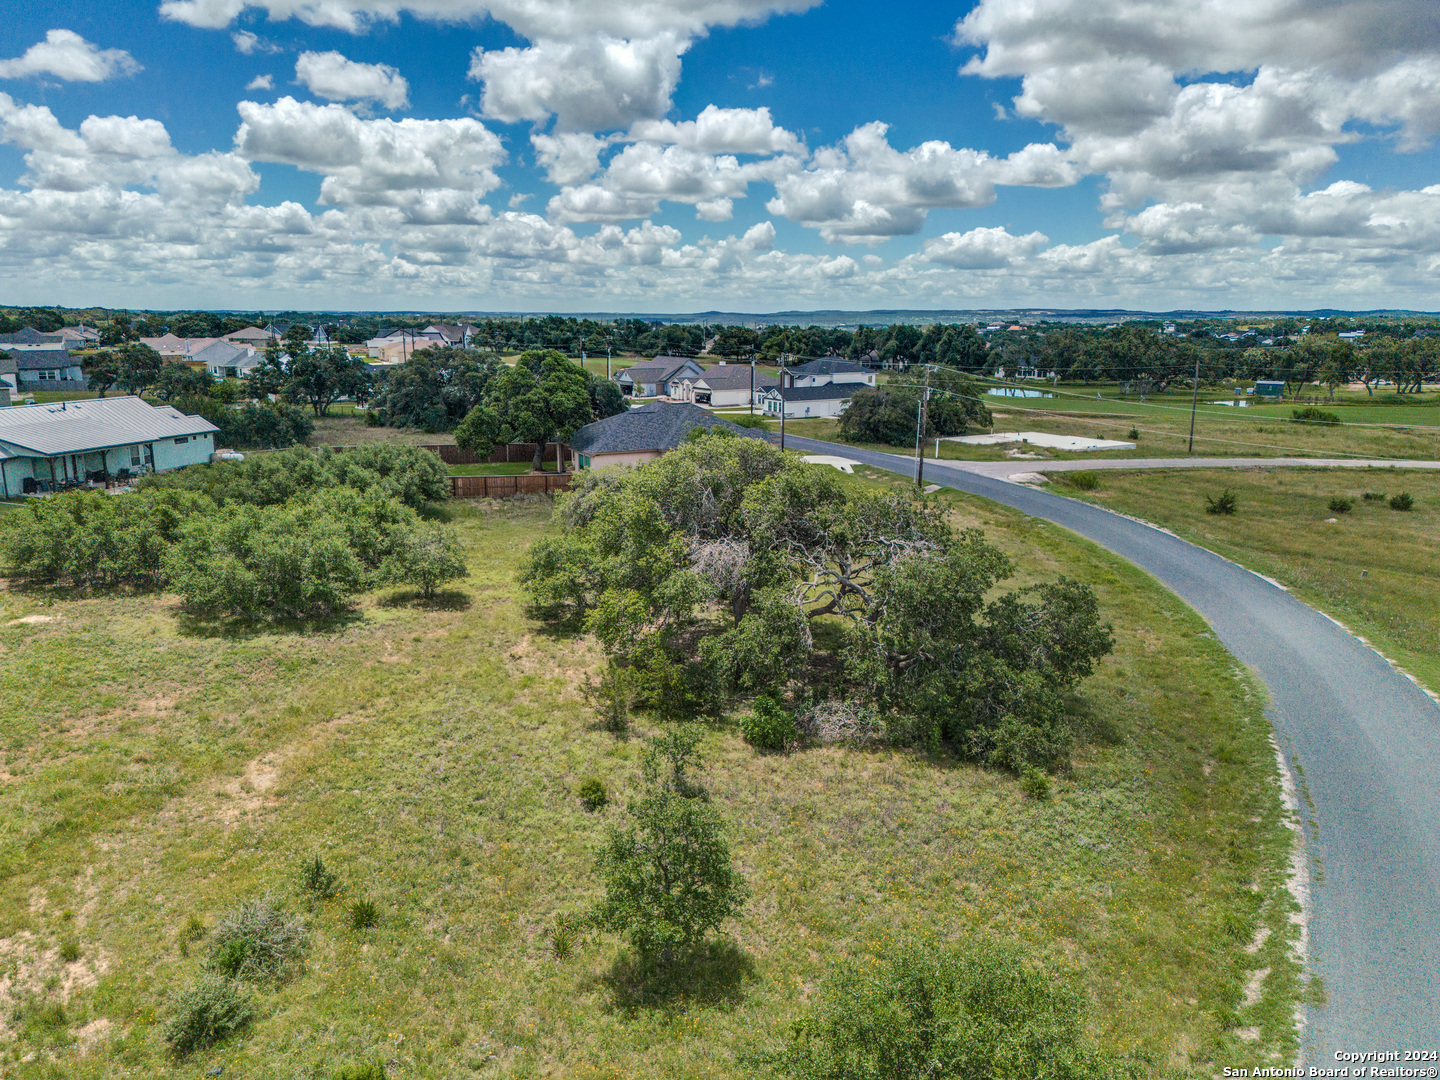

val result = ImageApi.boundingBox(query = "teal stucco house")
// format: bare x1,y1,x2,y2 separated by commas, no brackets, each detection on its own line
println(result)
0,396,219,496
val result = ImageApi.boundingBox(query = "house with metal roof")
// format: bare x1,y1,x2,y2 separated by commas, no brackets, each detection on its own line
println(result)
568,402,768,470
192,340,261,379
0,396,218,496
614,356,705,397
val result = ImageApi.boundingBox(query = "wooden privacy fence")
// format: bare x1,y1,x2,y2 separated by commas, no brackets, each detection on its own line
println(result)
422,442,569,466
450,473,573,498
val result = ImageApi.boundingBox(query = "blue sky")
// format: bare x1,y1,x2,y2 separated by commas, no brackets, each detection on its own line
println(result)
1,0,1438,311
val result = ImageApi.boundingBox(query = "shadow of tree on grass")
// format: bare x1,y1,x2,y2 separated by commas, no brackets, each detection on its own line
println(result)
376,588,473,611
593,941,758,1016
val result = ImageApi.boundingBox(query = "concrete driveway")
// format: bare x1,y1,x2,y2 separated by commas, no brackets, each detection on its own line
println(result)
787,434,1440,1060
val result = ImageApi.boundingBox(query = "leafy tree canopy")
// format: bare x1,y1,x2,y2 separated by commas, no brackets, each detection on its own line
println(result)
520,435,1112,769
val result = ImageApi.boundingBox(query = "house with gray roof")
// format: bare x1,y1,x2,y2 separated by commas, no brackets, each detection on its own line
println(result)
787,359,876,387
675,363,778,408
757,381,860,419
192,339,261,379
568,402,768,470
614,356,704,397
0,396,218,495
1,348,87,392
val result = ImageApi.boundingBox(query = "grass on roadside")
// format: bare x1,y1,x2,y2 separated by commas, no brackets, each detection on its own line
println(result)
0,483,1299,1078
1052,466,1440,696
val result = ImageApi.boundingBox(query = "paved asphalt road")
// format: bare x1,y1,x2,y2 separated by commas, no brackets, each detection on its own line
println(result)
787,434,1440,1059
946,455,1440,482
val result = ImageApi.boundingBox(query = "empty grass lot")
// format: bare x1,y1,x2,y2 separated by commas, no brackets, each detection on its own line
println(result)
0,478,1300,1078
1052,467,1440,696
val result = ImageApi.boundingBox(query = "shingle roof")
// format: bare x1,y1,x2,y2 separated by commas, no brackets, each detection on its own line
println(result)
0,328,66,346
0,396,218,457
760,383,860,401
615,357,696,383
3,348,74,371
569,402,768,456
788,358,871,377
691,366,777,391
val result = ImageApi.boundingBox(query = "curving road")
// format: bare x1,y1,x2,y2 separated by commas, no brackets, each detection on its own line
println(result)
787,435,1440,1059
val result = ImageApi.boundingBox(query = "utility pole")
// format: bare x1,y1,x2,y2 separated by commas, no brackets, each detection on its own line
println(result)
915,365,930,489
1188,355,1201,454
779,365,789,451
606,343,611,381
749,352,755,415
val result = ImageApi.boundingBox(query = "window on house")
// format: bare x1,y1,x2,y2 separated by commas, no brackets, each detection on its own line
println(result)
174,437,189,444
130,446,142,466
36,370,59,381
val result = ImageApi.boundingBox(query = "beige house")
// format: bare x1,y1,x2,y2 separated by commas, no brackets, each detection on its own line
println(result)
568,402,769,470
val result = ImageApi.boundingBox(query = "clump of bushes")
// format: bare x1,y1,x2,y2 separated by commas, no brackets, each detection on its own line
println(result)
1065,470,1100,491
1363,491,1386,502
773,943,1135,1080
739,695,797,753
550,913,585,960
1291,406,1341,425
0,444,469,622
577,777,608,811
1127,427,1140,440
1390,492,1415,511
163,974,254,1057
207,896,309,983
348,899,380,931
1205,487,1239,515
1328,497,1353,514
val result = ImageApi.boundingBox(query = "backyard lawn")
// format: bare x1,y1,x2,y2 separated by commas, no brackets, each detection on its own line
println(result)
0,478,1301,1078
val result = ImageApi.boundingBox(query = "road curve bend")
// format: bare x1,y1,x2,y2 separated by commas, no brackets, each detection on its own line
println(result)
787,435,1440,1057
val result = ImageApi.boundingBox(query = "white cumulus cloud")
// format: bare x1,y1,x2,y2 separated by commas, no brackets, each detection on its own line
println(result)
295,51,409,110
921,227,1049,268
0,30,141,82
246,74,275,91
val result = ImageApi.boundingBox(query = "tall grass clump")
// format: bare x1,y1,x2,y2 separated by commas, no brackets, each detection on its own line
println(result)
298,855,341,901
1066,471,1101,491
1205,488,1239,515
1390,492,1415,511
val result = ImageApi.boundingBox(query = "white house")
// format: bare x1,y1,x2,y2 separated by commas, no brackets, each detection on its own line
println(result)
677,363,778,407
615,356,705,397
786,359,876,388
0,396,218,495
757,382,859,419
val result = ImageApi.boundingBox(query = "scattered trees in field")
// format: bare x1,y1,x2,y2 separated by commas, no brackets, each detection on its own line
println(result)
520,434,1113,771
371,346,504,431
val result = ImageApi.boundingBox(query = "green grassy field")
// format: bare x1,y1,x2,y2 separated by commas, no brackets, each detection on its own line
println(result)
0,480,1301,1078
447,463,557,476
1054,466,1440,696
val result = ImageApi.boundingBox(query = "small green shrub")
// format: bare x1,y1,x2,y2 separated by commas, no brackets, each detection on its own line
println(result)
1363,491,1386,502
740,695,797,753
774,942,1129,1080
1127,428,1139,440
550,913,585,960
348,899,380,931
207,895,308,982
1205,488,1238,515
728,414,770,430
333,1064,387,1080
1065,470,1100,491
1390,492,1415,511
298,855,341,901
163,974,253,1057
577,777,608,812
583,662,634,734
58,940,81,963
1328,497,1353,514
1291,406,1341,425
1019,767,1052,801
